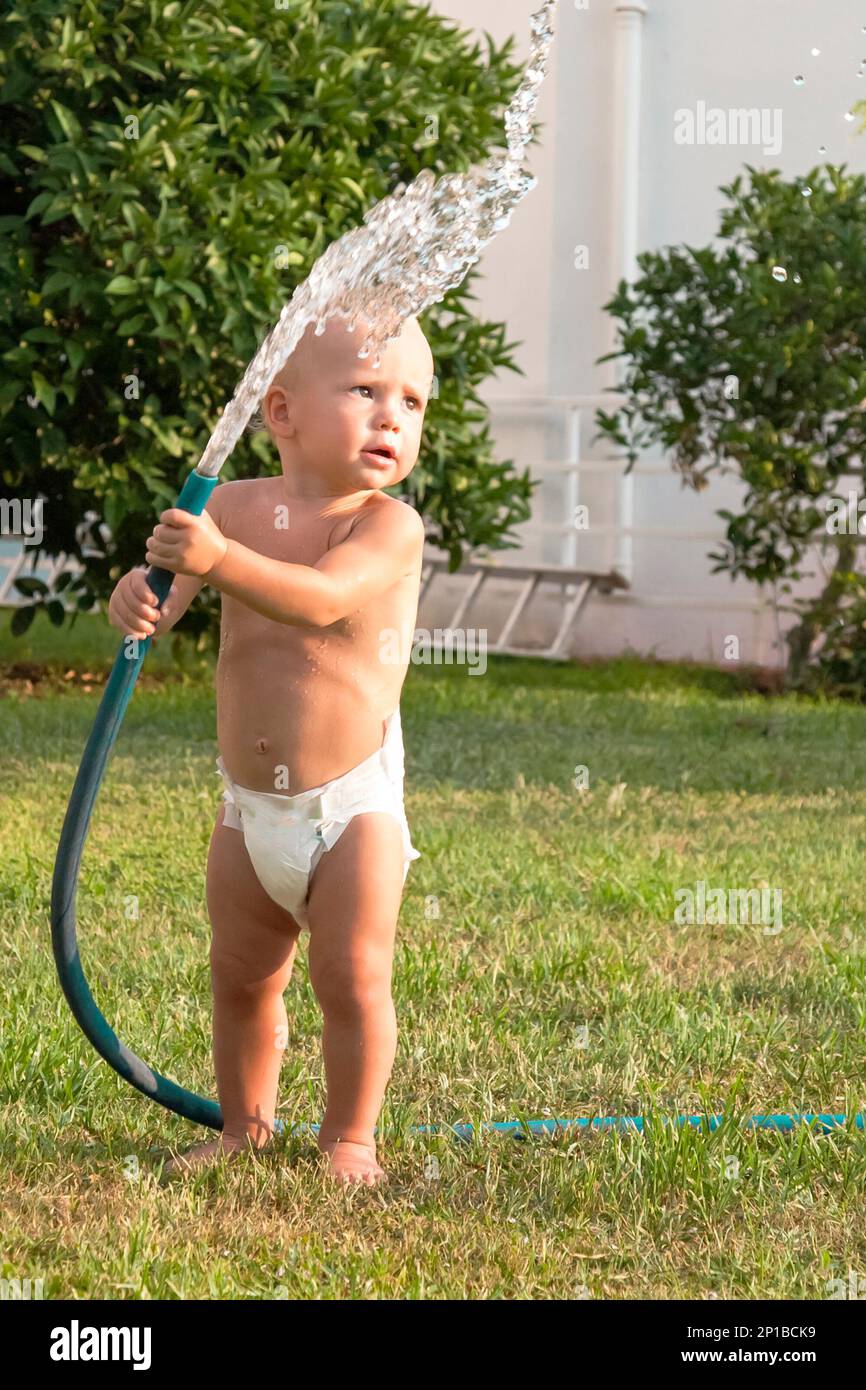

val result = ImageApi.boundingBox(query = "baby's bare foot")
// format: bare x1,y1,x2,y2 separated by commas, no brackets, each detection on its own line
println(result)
317,1138,388,1186
163,1135,264,1177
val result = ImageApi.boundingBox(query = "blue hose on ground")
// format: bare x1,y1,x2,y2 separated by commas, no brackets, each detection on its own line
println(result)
276,1115,866,1141
49,469,866,1143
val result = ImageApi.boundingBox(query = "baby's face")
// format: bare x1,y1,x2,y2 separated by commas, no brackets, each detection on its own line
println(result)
264,316,434,498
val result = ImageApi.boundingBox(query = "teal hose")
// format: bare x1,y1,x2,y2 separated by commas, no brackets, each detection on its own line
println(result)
394,1114,866,1138
50,471,866,1143
276,1114,865,1140
51,468,222,1130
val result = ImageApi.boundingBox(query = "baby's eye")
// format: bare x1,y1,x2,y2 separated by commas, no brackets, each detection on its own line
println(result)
351,384,374,398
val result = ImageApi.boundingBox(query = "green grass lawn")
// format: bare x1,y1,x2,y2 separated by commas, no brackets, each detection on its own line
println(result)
2,611,866,1300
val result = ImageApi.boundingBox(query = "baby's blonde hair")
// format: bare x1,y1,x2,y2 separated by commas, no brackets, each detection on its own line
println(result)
244,314,432,439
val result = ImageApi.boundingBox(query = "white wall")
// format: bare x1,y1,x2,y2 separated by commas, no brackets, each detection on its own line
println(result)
423,0,866,668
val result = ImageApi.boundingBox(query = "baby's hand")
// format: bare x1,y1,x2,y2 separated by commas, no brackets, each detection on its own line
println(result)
145,509,228,578
107,567,162,640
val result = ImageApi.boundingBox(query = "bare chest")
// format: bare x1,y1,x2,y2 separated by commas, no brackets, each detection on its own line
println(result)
217,482,420,658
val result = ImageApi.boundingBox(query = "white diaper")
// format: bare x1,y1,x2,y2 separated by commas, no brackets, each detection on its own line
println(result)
215,706,420,929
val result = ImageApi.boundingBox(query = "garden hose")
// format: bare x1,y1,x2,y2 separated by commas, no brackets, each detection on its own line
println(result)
51,466,222,1130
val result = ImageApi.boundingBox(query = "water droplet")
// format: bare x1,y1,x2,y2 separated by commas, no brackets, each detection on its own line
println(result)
819,144,828,153
793,273,802,284
811,47,821,57
845,110,856,121
357,346,370,359
793,74,805,86
772,265,788,282
801,184,813,197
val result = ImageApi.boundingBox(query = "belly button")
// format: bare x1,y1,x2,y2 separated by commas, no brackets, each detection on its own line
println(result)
254,737,269,754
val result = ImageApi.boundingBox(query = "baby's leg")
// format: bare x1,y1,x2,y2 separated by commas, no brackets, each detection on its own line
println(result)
306,812,406,1185
165,806,301,1176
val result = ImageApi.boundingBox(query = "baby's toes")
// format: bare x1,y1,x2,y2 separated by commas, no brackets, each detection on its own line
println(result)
347,1161,387,1186
163,1142,219,1176
321,1141,387,1185
163,1138,249,1177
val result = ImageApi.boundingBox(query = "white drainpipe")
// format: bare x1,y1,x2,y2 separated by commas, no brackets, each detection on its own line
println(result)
610,0,648,582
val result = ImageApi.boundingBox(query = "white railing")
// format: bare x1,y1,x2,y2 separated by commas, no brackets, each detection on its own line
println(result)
0,546,86,607
478,391,773,616
0,502,103,608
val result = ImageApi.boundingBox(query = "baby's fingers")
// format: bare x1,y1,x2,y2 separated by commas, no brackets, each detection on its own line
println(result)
128,575,161,623
113,596,156,638
130,569,160,608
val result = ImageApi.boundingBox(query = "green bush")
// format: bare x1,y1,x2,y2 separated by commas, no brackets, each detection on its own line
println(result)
0,0,537,649
595,163,866,693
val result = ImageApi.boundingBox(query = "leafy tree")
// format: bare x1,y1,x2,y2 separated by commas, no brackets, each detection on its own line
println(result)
595,163,866,691
0,0,537,650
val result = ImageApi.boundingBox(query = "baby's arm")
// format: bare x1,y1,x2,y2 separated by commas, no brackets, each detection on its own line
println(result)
206,502,424,627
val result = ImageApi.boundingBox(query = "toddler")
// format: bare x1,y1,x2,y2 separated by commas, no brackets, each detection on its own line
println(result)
108,314,432,1185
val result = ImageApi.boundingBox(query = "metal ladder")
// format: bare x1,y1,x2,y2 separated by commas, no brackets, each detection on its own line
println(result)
417,554,629,661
